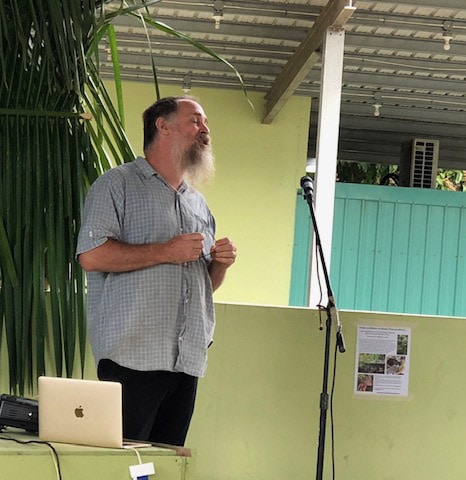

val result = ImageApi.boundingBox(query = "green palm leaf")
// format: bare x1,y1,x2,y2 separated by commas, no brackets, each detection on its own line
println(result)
0,0,247,394
133,14,253,108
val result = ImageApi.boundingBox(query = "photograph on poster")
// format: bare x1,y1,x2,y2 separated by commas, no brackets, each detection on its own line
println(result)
354,326,411,396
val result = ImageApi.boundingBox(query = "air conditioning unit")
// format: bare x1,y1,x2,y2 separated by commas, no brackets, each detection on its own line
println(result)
399,138,439,188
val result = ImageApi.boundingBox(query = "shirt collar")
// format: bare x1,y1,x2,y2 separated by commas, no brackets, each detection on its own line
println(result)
134,156,188,194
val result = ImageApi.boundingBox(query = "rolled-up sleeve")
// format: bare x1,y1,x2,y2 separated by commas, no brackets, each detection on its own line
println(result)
76,172,124,257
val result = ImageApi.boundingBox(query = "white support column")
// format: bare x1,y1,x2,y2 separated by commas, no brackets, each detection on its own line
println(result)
308,27,345,308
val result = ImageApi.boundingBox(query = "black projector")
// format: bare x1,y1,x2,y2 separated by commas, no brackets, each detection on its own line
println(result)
0,394,39,433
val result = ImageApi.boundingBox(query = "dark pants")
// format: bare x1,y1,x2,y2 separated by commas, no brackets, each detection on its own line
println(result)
97,359,198,446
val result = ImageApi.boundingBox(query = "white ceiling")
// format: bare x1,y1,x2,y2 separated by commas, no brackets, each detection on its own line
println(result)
101,0,466,170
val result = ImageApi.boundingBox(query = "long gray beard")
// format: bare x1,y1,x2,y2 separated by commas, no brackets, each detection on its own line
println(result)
182,141,216,188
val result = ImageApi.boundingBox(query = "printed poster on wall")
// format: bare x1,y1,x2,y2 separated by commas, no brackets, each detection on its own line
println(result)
354,325,411,396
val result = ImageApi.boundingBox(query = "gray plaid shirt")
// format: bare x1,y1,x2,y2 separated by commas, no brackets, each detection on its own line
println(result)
77,157,216,377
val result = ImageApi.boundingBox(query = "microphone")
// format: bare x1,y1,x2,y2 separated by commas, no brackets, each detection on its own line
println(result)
300,176,314,200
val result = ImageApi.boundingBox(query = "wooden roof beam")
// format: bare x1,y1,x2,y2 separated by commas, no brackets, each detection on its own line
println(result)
262,0,356,124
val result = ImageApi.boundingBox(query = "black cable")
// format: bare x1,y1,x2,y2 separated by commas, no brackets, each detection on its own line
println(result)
0,435,62,480
330,338,338,480
315,240,325,330
303,185,341,479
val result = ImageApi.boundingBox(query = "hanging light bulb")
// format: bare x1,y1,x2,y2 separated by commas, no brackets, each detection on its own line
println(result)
212,0,224,30
182,75,192,94
443,32,453,51
373,93,382,117
442,20,453,52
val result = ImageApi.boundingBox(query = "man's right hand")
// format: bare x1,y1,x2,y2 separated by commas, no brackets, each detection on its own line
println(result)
78,233,205,273
164,233,205,264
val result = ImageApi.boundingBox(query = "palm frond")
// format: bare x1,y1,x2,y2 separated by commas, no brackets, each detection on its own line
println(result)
132,15,253,109
107,24,125,128
0,0,248,394
0,0,99,393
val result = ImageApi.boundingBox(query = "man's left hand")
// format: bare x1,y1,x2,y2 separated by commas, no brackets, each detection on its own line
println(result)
210,237,236,268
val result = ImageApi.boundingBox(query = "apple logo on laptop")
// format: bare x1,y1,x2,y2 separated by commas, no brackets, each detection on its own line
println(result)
74,406,84,418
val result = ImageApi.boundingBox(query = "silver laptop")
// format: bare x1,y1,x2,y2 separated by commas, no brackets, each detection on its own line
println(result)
38,376,148,449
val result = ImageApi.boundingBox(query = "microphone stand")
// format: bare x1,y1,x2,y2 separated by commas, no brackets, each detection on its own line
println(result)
300,176,345,480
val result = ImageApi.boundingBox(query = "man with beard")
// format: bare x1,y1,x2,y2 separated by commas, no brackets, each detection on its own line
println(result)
77,96,236,447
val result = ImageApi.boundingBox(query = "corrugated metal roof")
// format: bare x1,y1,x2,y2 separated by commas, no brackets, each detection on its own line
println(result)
102,1,466,170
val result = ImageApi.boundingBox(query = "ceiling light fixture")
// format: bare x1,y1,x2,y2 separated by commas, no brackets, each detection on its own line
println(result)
373,93,382,117
182,75,192,94
212,0,224,30
442,20,453,51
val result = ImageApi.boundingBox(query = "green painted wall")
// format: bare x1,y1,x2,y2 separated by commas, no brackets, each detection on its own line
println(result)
289,189,312,306
187,303,466,480
105,83,312,306
4,85,466,480
5,304,464,480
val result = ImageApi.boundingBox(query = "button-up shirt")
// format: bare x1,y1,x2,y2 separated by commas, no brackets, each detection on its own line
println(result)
76,157,216,377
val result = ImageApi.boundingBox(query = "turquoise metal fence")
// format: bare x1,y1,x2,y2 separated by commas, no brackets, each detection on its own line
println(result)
290,183,466,317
